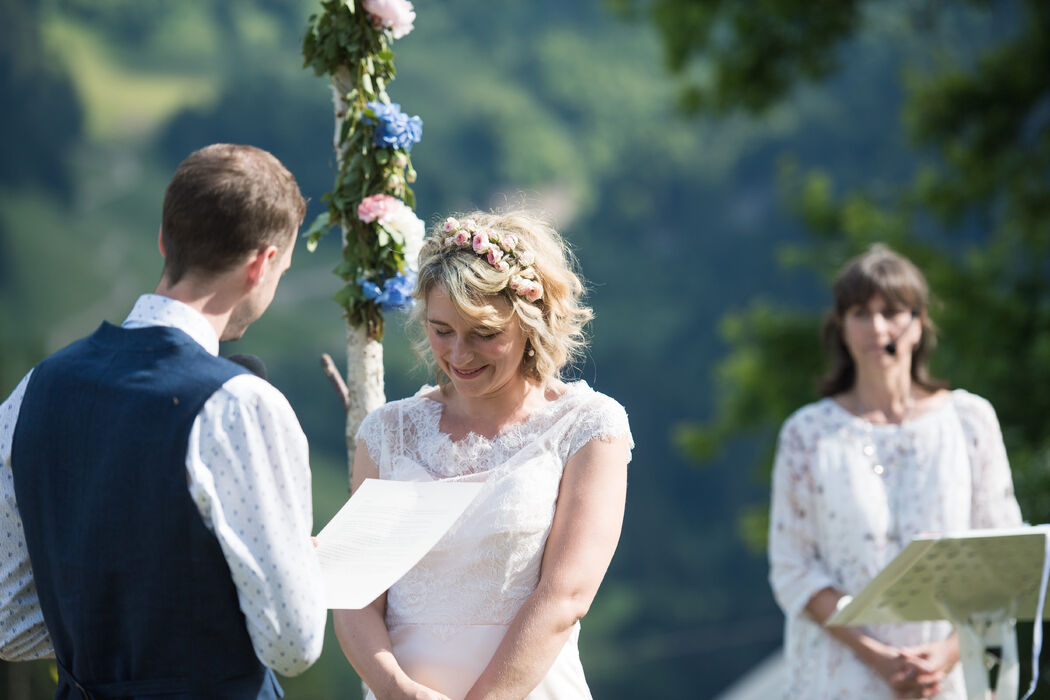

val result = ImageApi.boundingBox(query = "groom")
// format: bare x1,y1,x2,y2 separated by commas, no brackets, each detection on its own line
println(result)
0,144,326,698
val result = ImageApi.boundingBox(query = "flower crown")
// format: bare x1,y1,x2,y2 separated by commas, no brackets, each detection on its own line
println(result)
440,217,544,302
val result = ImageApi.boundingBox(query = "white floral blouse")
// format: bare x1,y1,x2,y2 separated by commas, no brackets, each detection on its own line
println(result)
768,389,1023,699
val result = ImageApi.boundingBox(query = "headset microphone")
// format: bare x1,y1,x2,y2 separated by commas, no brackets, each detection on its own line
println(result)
884,311,919,356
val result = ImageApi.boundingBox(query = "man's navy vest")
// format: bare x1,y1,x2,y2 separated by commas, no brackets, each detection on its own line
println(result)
11,322,281,700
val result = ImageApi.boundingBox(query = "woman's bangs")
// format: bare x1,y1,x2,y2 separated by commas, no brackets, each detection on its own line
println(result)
837,259,925,313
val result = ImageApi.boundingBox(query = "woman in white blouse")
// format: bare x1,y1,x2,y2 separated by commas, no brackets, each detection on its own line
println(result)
768,244,1023,699
333,211,632,700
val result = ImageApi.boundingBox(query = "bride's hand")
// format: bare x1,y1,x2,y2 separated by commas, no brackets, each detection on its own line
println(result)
382,678,451,700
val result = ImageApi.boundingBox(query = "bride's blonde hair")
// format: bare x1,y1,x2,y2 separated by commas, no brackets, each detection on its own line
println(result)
410,210,593,387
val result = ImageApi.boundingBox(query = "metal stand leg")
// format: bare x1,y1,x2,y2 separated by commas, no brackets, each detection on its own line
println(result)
995,617,1019,700
957,623,992,700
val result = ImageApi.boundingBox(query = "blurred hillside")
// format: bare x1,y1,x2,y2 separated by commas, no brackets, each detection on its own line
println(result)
0,0,1010,697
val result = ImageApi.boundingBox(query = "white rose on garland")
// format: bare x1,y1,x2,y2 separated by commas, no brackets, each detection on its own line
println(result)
357,193,425,272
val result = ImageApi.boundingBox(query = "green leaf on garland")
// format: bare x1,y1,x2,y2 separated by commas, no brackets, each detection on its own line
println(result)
304,212,332,253
332,285,355,309
332,259,356,279
383,223,404,246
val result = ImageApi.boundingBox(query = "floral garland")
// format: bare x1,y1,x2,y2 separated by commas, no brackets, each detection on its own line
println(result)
302,0,423,340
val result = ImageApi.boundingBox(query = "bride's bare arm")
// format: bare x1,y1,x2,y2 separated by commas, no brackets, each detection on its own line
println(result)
332,442,451,700
463,436,629,700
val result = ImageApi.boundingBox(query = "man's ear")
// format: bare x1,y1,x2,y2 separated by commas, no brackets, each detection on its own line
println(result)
246,245,280,287
157,230,166,258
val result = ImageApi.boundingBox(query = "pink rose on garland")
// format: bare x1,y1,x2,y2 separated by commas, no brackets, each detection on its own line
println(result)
361,0,415,40
357,194,425,272
357,194,398,223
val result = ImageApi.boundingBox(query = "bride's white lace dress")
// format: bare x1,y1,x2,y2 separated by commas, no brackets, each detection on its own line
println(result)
355,380,633,700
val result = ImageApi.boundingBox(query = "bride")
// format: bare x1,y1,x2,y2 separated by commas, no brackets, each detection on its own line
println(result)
334,211,633,700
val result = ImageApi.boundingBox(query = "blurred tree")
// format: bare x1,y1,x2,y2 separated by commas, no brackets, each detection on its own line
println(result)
159,74,334,200
0,0,83,198
0,0,83,406
614,0,862,114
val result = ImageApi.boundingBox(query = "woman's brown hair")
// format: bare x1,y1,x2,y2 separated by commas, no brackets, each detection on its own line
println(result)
819,244,947,396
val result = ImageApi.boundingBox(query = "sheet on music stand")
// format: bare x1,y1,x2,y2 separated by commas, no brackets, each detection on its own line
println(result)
829,527,1050,627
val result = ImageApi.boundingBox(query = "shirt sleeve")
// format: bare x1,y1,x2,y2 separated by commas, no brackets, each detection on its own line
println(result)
187,374,326,677
954,391,1024,529
767,413,837,618
0,370,54,661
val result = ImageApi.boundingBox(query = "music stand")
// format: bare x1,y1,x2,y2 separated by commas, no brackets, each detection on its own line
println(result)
827,526,1050,700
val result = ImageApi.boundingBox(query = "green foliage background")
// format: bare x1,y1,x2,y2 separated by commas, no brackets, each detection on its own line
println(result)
2,0,1045,697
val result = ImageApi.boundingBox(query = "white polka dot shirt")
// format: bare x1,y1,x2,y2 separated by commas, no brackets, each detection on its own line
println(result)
0,295,325,676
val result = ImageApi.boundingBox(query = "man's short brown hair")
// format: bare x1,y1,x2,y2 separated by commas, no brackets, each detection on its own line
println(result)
161,144,306,284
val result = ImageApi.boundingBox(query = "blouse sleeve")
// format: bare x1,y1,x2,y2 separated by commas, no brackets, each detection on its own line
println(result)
565,392,634,464
954,391,1023,529
768,412,837,617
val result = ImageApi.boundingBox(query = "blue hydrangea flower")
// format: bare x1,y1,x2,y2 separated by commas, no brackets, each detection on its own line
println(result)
365,101,423,152
359,271,416,312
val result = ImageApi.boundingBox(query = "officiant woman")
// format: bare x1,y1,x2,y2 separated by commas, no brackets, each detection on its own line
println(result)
333,211,633,700
768,243,1023,699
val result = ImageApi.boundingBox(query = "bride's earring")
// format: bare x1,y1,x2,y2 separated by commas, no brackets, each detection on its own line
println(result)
526,342,535,358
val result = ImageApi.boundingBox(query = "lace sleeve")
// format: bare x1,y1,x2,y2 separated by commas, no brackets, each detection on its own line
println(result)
953,390,1024,528
564,392,634,464
768,410,838,617
354,405,387,466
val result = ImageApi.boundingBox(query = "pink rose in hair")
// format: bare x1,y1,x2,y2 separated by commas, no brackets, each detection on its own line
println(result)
517,250,535,267
361,0,416,40
500,235,517,252
487,247,504,265
524,282,543,302
495,260,510,273
472,233,491,254
442,217,458,233
463,218,478,232
357,194,397,223
452,230,471,246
